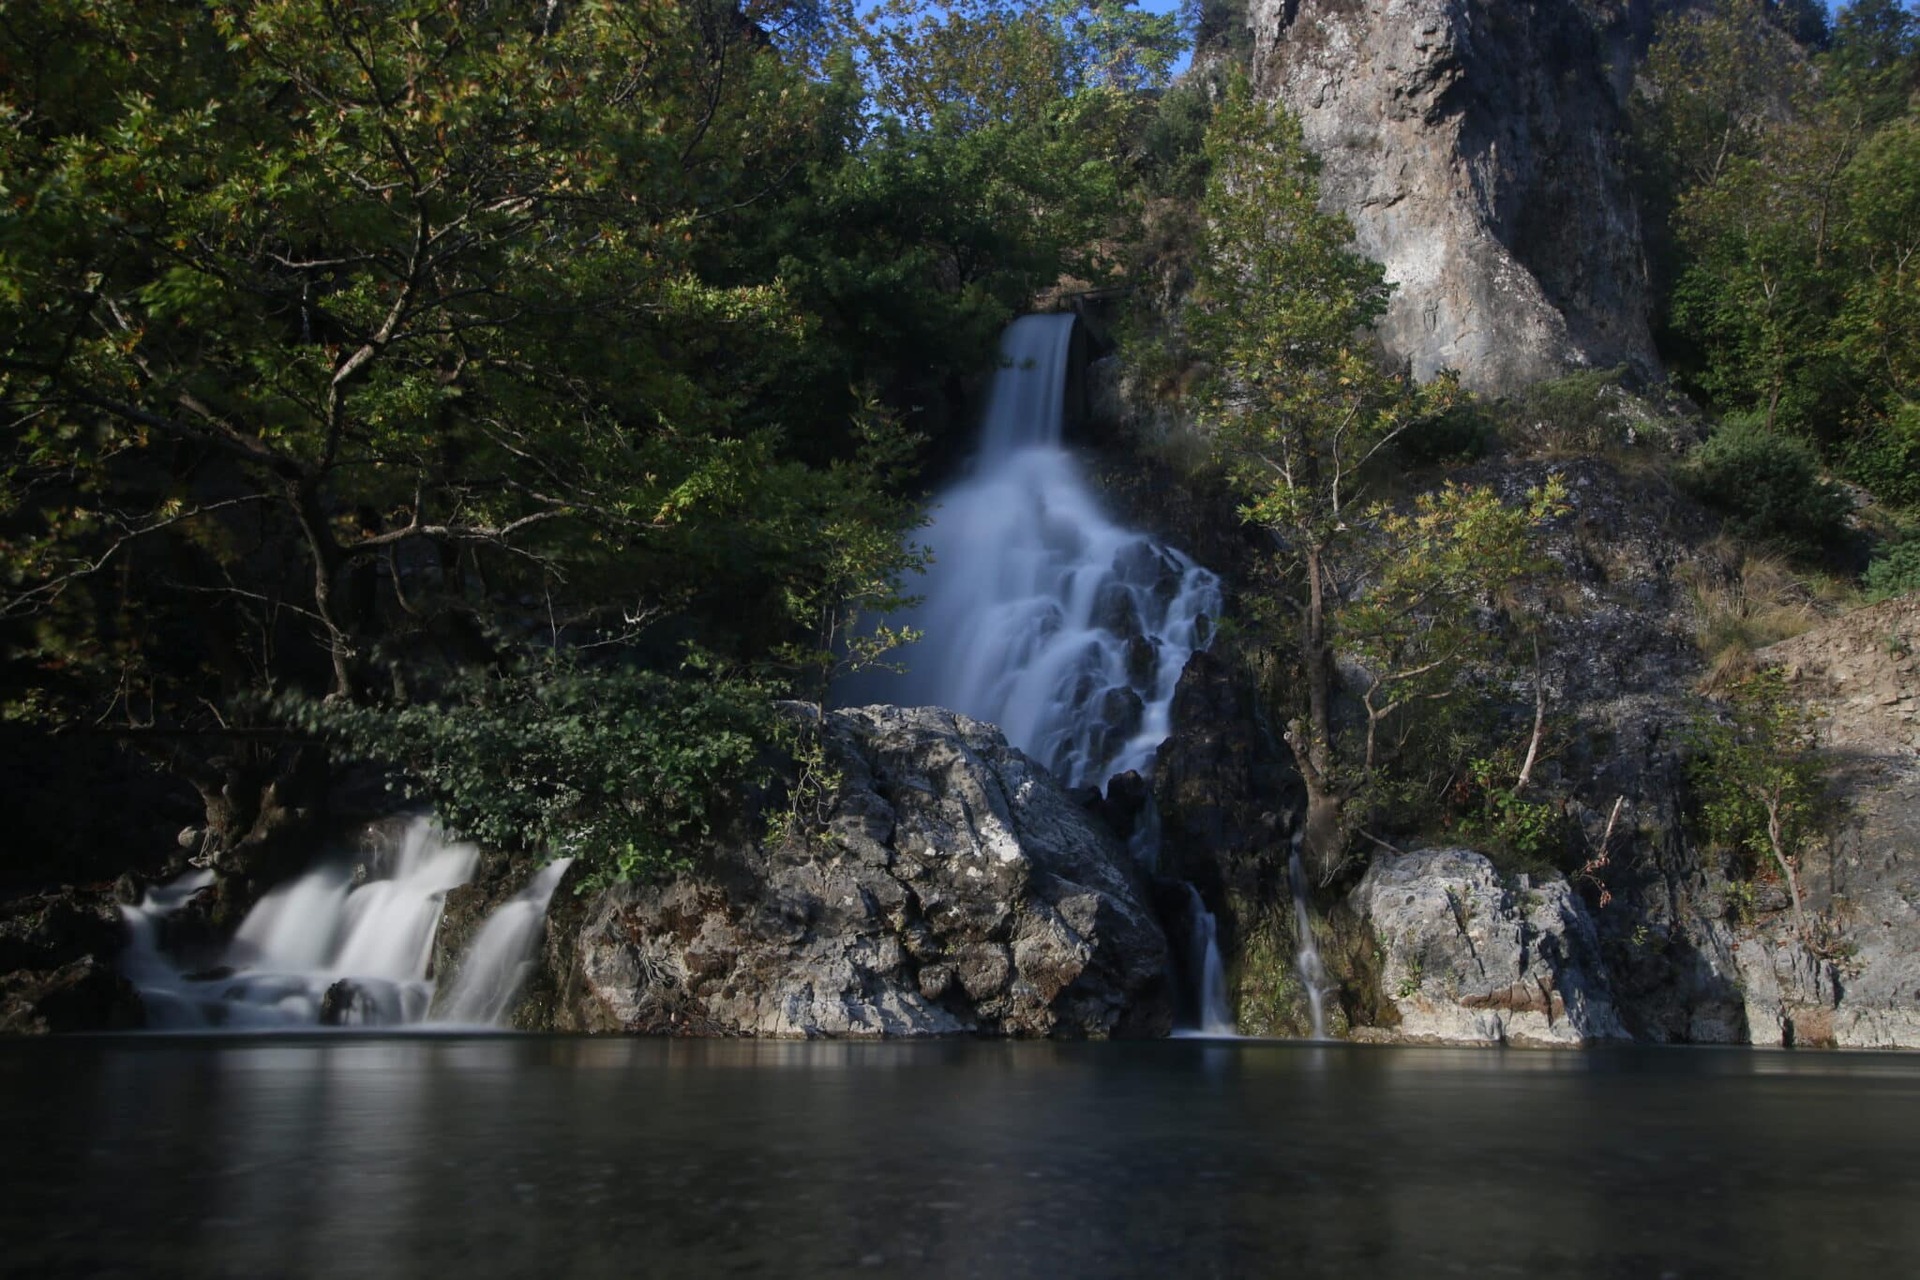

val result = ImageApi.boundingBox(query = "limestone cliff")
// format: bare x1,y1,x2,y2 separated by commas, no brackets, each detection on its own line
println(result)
1246,0,1661,394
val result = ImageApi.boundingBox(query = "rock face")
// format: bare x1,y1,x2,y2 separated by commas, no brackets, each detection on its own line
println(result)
1355,849,1627,1046
549,706,1173,1038
1742,595,1920,1049
1248,0,1660,394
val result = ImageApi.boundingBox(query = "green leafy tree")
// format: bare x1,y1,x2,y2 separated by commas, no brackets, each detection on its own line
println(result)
1188,78,1566,876
1689,667,1827,939
0,0,925,888
1642,1,1920,523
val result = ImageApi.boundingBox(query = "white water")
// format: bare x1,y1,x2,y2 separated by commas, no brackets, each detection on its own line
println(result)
1289,831,1330,1040
1182,883,1237,1036
855,314,1222,791
858,313,1234,1032
431,857,574,1026
122,819,567,1030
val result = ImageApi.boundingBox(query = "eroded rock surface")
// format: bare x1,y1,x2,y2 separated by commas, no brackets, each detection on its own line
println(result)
1745,596,1920,1048
1355,849,1627,1046
1248,0,1659,393
550,706,1172,1038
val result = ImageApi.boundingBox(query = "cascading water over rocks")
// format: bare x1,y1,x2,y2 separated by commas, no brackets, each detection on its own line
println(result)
854,314,1234,1032
121,820,568,1029
858,314,1222,792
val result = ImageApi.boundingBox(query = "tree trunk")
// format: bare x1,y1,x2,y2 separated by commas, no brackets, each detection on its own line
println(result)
1765,798,1810,942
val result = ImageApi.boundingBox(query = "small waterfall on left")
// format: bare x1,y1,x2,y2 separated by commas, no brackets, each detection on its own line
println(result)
121,818,567,1030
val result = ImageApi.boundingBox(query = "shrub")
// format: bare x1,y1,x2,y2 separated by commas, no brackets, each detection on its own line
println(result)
275,656,775,889
1396,393,1498,466
1505,366,1660,455
1845,402,1920,509
1681,414,1854,558
1864,539,1920,601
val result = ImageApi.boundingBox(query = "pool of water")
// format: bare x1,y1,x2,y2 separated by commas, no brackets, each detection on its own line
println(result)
4,1036,1915,1277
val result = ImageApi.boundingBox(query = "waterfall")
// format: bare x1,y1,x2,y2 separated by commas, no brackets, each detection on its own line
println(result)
121,819,562,1030
1181,883,1237,1036
1289,831,1330,1040
858,313,1233,1032
856,314,1222,791
431,857,574,1026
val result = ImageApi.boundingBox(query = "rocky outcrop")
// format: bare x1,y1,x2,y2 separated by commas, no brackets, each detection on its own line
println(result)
1741,596,1920,1048
1248,0,1660,394
0,956,144,1034
0,885,146,1034
547,706,1173,1038
1353,849,1626,1045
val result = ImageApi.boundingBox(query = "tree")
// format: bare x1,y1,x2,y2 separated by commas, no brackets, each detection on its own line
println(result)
1689,667,1827,939
0,0,924,893
1188,78,1566,876
1641,1,1920,518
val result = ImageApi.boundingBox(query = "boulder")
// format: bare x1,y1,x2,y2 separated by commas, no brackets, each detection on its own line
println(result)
0,956,145,1035
550,705,1173,1038
1354,848,1627,1046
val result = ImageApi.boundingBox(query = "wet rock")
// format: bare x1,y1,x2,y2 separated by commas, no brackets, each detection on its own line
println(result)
319,979,376,1027
1354,849,1626,1046
0,956,145,1035
551,705,1172,1038
0,887,126,977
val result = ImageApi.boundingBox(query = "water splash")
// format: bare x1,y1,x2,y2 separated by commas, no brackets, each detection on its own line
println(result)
122,819,559,1030
431,857,573,1026
851,314,1221,791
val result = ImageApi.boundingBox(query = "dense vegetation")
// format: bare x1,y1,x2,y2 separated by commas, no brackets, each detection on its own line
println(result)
1643,0,1920,571
0,0,1183,890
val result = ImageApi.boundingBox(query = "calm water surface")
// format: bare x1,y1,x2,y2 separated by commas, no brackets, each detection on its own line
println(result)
3,1036,1916,1278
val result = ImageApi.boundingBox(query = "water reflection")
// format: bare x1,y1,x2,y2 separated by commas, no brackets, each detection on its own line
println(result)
5,1038,1919,1277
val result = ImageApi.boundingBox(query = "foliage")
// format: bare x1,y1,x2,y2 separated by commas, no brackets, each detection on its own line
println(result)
276,657,773,888
1680,414,1854,556
1394,393,1498,467
1687,666,1828,937
1452,753,1569,878
1640,0,1920,530
0,0,1179,874
1864,537,1920,598
1185,76,1568,873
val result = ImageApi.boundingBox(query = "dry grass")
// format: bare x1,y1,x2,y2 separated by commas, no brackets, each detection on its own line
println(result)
1680,540,1839,690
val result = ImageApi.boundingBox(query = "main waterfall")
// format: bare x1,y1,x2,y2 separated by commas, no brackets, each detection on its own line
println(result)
855,314,1234,1033
859,314,1222,792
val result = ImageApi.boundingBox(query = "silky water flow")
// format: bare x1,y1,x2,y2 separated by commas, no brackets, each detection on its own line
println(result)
853,314,1234,1032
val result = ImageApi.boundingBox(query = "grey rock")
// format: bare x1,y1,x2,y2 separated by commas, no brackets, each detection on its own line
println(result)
1248,0,1660,394
1354,848,1626,1046
550,705,1173,1038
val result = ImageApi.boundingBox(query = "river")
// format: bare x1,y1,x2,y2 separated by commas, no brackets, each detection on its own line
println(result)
5,1036,1916,1277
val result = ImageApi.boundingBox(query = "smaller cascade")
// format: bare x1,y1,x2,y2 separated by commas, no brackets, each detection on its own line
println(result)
120,818,567,1030
1289,831,1330,1040
1181,884,1237,1037
431,858,574,1026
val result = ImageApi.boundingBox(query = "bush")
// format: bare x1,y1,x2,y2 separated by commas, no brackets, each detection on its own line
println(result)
1506,366,1651,454
1845,403,1920,509
275,657,775,888
1396,396,1498,466
1681,414,1854,558
1864,539,1920,601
